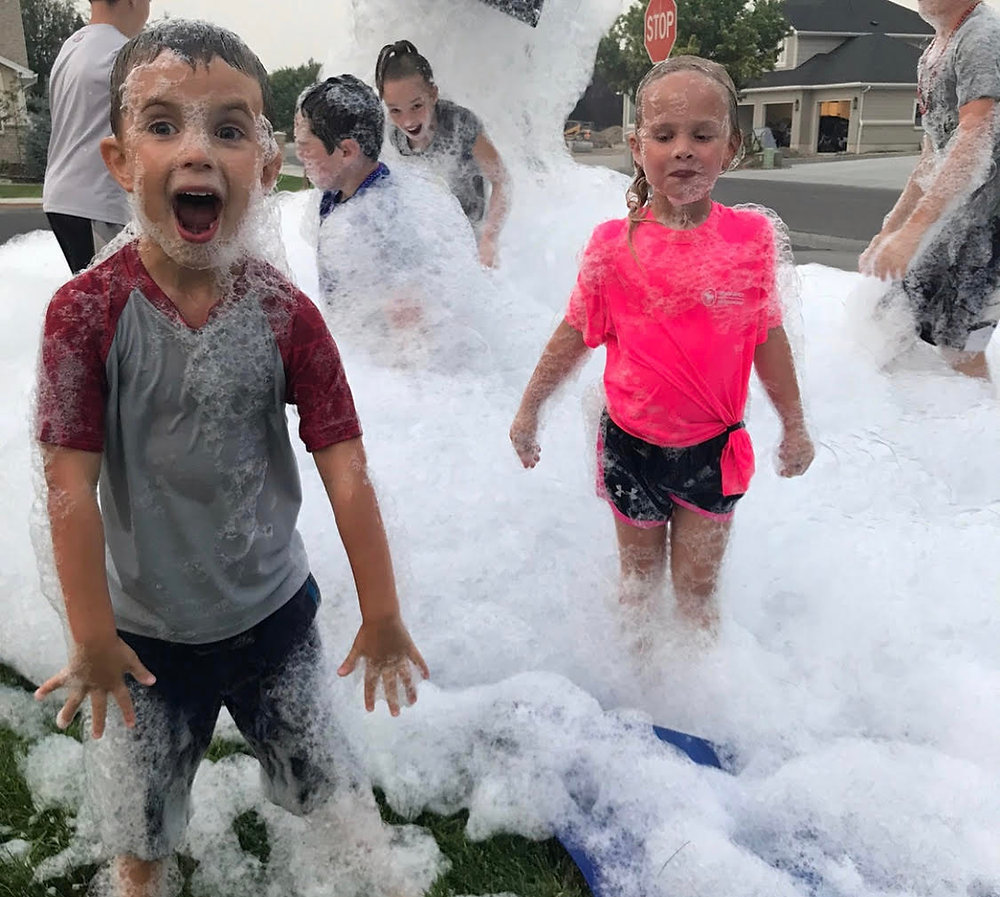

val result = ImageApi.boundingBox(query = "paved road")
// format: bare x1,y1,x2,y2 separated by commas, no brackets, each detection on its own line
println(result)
713,179,894,245
0,207,47,245
5,151,910,273
575,149,903,245
725,154,918,190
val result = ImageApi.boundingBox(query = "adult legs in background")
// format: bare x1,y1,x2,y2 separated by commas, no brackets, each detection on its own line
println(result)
45,212,96,274
940,347,991,381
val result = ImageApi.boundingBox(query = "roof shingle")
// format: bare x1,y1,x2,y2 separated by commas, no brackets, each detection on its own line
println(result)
783,0,933,35
749,31,924,87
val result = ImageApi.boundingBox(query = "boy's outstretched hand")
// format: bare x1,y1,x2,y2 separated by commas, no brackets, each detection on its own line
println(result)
34,636,156,738
338,615,429,716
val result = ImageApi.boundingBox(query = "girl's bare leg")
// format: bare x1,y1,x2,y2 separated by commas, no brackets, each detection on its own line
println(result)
614,516,668,603
114,856,165,897
668,505,733,632
613,516,667,655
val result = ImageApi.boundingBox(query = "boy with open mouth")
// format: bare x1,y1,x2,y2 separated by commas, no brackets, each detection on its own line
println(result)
34,19,427,897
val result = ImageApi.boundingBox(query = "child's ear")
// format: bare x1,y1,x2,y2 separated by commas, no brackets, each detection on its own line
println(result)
100,135,134,193
261,146,282,192
340,138,362,162
628,130,642,169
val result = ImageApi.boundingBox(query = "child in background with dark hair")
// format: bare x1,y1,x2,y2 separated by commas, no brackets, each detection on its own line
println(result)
34,21,427,897
510,57,814,638
295,73,486,370
375,39,510,268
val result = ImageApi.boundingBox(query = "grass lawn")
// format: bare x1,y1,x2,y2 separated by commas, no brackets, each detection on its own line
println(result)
0,663,590,897
0,183,42,200
274,173,306,192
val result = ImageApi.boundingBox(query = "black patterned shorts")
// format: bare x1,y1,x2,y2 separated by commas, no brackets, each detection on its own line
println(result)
598,411,744,526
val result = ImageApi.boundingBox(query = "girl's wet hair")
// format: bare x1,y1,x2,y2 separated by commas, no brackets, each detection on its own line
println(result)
626,55,742,225
374,40,435,96
297,75,385,161
109,20,273,137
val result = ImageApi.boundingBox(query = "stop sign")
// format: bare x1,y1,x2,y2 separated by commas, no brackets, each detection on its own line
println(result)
644,0,678,64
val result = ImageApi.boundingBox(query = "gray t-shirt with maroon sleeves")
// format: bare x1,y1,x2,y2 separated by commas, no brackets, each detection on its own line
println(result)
37,244,361,644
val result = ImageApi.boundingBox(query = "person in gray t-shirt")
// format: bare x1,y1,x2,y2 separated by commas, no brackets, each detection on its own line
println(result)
42,0,149,274
376,40,510,268
861,0,1000,380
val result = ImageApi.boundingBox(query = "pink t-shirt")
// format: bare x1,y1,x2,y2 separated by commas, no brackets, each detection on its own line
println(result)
565,203,781,495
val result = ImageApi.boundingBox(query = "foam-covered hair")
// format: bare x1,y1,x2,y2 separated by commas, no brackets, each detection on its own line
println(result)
296,75,385,161
109,19,272,136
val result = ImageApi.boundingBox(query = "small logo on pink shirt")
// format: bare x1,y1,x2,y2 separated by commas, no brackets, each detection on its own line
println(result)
702,289,745,307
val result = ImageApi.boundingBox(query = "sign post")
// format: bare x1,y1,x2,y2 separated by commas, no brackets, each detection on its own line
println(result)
644,0,678,64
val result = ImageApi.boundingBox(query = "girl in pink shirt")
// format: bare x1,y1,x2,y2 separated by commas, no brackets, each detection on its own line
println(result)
510,57,814,634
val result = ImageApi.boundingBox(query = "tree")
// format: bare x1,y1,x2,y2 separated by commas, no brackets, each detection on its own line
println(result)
595,0,790,99
20,0,86,97
267,60,322,134
24,95,51,180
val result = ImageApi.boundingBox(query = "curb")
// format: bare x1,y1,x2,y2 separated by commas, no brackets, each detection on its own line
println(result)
788,230,867,253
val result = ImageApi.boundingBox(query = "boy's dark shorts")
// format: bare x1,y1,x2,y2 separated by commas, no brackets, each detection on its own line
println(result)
597,411,744,526
89,575,352,860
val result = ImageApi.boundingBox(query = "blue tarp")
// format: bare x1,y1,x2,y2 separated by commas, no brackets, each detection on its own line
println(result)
556,725,723,897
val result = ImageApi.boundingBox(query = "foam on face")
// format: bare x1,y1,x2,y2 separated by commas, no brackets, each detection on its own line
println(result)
112,49,284,277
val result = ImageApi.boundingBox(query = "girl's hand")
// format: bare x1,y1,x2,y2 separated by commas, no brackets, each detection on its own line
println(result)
778,424,815,478
509,410,541,468
337,615,429,716
34,636,156,738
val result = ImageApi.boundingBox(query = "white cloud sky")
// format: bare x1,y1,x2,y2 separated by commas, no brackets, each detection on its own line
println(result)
153,0,351,69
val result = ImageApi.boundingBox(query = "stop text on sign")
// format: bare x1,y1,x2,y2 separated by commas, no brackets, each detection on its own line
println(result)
646,9,675,42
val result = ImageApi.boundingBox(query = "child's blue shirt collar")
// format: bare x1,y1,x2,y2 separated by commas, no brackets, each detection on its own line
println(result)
319,162,390,220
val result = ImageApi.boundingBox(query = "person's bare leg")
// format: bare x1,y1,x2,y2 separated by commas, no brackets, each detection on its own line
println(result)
669,505,733,633
940,347,991,381
614,516,667,603
115,856,165,897
613,516,667,655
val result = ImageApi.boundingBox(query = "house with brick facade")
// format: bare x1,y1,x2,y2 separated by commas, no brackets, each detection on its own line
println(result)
0,0,37,172
740,0,933,155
